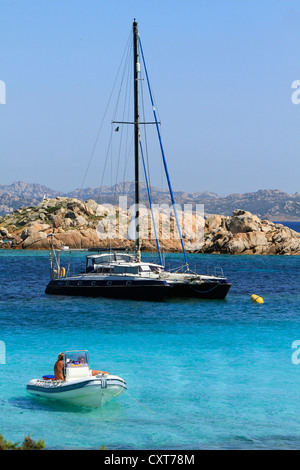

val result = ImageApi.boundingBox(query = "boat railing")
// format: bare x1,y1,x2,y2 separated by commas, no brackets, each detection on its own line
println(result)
50,245,226,280
202,266,225,278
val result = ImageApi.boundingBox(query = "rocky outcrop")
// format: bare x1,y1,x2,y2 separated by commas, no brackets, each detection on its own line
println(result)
0,199,299,255
201,210,300,254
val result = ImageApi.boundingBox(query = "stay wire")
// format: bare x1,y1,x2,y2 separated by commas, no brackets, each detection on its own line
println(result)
78,30,132,200
139,60,165,262
114,40,133,198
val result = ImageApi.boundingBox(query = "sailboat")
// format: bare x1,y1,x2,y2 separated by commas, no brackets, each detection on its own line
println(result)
45,20,231,300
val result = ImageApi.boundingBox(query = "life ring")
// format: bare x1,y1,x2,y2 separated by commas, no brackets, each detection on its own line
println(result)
60,267,66,277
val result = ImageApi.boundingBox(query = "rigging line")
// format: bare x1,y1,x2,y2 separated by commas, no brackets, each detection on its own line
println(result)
111,38,133,130
110,124,113,188
139,59,152,194
114,40,133,192
111,40,132,203
140,140,163,266
123,58,133,194
121,70,133,196
119,43,134,196
139,61,165,263
99,32,132,208
78,31,132,200
109,38,133,209
139,36,189,268
122,136,134,192
97,125,115,202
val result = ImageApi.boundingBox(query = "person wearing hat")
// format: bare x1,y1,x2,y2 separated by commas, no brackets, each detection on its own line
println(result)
54,352,65,381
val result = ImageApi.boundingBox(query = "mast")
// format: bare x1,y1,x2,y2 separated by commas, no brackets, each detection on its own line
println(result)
133,19,141,261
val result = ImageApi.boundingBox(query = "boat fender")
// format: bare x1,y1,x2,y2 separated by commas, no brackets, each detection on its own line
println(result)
92,370,109,376
60,267,66,277
251,294,264,304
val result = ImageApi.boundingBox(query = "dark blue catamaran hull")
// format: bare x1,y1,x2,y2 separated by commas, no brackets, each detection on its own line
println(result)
45,278,231,300
165,280,231,300
45,278,170,300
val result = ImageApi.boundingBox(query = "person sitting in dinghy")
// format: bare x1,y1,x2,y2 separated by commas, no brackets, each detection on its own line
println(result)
78,356,87,365
54,352,65,381
77,355,109,376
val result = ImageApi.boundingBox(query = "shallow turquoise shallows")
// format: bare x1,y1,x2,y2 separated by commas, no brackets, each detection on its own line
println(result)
0,249,300,449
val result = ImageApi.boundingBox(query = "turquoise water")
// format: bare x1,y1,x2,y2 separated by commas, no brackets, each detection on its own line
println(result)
0,249,300,449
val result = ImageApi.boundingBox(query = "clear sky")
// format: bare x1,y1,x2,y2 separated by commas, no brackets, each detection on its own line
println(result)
1,0,300,196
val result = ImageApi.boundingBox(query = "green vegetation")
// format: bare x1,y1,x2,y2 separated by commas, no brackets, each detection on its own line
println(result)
45,204,63,214
0,433,108,450
0,433,45,450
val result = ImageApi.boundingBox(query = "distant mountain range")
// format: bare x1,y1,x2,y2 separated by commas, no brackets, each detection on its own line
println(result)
0,181,300,221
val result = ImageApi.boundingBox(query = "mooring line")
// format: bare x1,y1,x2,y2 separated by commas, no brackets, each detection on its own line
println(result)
124,391,155,414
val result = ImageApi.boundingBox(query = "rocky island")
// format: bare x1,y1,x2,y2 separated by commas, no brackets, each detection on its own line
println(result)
0,197,299,255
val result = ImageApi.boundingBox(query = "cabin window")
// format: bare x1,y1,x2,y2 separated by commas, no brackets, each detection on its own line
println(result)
116,254,134,262
113,266,139,274
95,267,112,274
140,265,150,272
86,258,94,272
99,255,115,263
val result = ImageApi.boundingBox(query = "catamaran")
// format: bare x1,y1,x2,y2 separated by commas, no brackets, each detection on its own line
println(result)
45,20,231,301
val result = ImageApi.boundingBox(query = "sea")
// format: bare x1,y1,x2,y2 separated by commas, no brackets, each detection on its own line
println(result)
0,221,300,450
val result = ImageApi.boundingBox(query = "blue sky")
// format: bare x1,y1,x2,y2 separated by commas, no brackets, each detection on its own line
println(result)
1,0,300,196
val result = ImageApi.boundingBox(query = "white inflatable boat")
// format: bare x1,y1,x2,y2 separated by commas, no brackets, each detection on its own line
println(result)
26,350,126,407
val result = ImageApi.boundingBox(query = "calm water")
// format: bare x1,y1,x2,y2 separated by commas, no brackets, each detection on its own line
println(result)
0,248,300,450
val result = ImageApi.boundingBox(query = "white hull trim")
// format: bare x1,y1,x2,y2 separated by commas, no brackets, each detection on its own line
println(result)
27,375,126,407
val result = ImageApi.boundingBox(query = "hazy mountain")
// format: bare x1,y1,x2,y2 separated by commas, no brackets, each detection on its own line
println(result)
0,182,61,216
66,182,219,207
0,181,300,220
0,181,62,198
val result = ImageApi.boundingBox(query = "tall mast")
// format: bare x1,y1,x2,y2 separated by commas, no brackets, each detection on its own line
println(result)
133,19,141,261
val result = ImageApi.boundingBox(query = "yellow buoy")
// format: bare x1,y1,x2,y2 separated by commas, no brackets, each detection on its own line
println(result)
251,294,264,304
